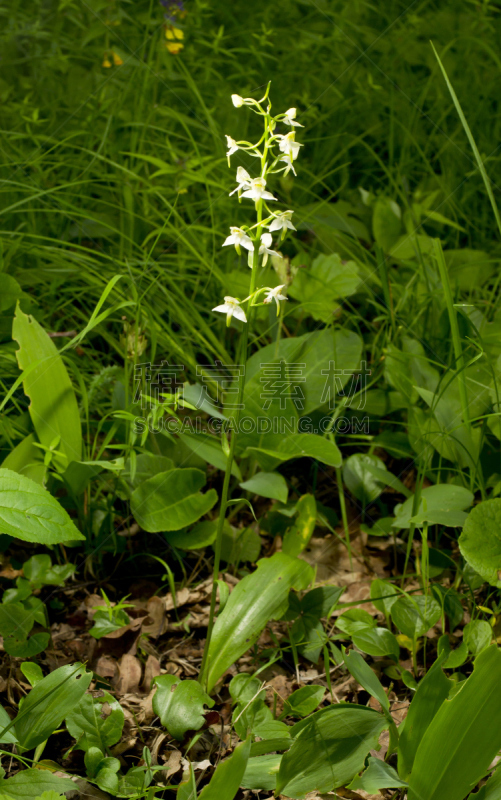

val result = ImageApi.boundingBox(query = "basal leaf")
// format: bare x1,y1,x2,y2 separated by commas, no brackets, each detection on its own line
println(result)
276,704,388,797
13,304,82,469
459,499,501,587
130,468,218,532
15,663,92,750
152,676,214,740
0,468,84,544
205,553,313,691
408,646,501,800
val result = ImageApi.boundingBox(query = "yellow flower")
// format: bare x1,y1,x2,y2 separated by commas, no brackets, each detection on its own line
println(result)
111,51,123,66
165,25,184,53
166,41,184,54
102,54,112,68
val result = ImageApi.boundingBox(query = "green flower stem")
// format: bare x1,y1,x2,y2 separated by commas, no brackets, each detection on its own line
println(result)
434,238,470,432
199,203,263,690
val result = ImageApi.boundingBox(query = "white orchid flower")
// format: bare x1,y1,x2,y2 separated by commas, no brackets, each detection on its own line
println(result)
231,94,256,108
263,284,287,307
240,176,277,203
222,226,254,254
225,135,239,165
229,166,252,197
268,210,296,237
278,131,303,160
258,232,280,266
280,153,297,176
283,108,303,127
212,296,247,325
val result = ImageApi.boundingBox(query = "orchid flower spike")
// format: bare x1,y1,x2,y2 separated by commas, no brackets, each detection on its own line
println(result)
264,284,287,314
282,107,303,127
258,233,280,267
213,296,247,326
229,166,252,198
278,131,303,161
222,226,254,254
240,176,277,203
268,210,296,238
225,135,239,165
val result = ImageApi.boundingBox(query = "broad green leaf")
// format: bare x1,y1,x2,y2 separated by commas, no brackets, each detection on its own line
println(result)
1,433,45,485
130,468,218,532
343,649,390,713
343,454,388,503
123,454,174,489
459,499,501,587
234,328,361,456
398,653,453,780
240,471,288,503
205,553,313,691
370,579,399,617
288,253,361,322
180,432,242,480
219,525,261,565
15,663,92,750
0,770,75,800
352,627,400,661
0,275,22,311
283,494,316,557
0,468,84,544
408,646,501,800
336,608,376,635
291,614,326,664
23,554,75,588
391,594,441,638
152,676,214,740
470,766,501,800
0,705,17,744
372,197,402,252
300,586,343,618
13,304,82,469
393,485,474,529
348,756,408,793
247,433,342,470
165,520,217,550
276,704,388,797
198,738,251,800
242,754,282,791
0,602,34,639
463,620,492,655
281,686,325,719
66,692,124,752
4,631,49,658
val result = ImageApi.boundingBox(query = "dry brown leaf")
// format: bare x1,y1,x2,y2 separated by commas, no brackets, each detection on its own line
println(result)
116,654,142,694
142,596,168,637
94,655,118,681
141,655,161,692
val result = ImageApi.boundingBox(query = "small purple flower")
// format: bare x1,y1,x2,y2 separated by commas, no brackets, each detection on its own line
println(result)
160,0,186,24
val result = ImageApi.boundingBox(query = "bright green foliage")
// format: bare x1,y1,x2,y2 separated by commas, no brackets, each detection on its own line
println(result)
152,676,214,741
14,663,92,750
130,468,218,532
276,705,388,797
0,468,84,544
12,305,82,469
66,692,125,752
205,553,313,691
408,646,501,800
459,499,501,587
